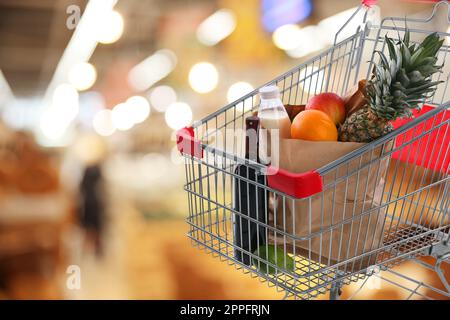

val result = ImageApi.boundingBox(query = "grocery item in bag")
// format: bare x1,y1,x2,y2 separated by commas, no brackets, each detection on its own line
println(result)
268,139,391,272
233,116,268,265
258,86,291,167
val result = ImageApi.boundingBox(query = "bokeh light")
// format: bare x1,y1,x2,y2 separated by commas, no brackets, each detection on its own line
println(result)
94,10,124,44
68,62,97,91
93,109,116,137
73,133,107,165
227,81,254,103
196,9,236,46
285,26,327,58
149,85,177,112
188,62,219,93
53,83,78,106
128,50,177,92
272,24,302,50
52,83,79,122
261,0,313,32
112,102,134,131
165,102,192,130
39,83,80,141
40,112,70,140
126,96,151,124
78,91,105,127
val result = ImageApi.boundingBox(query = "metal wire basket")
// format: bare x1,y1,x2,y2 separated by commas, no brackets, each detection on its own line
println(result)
177,1,450,300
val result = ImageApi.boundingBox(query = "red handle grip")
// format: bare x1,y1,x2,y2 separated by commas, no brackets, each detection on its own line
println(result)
267,166,323,199
362,0,377,7
176,127,203,159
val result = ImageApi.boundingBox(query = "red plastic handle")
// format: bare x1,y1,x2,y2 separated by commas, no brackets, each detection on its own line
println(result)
362,0,377,7
267,166,323,199
176,127,203,159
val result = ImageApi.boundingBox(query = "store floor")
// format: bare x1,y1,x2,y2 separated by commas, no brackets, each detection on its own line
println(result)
65,202,283,299
60,199,448,300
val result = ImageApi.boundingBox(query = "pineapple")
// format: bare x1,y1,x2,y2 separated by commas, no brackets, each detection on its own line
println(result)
339,30,444,143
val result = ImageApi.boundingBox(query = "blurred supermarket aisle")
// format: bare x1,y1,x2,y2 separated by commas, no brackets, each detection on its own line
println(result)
1,0,449,301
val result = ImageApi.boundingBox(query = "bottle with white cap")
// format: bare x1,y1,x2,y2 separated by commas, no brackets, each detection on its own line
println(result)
258,85,291,166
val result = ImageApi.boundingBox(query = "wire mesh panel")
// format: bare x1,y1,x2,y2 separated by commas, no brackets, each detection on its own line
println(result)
181,3,450,300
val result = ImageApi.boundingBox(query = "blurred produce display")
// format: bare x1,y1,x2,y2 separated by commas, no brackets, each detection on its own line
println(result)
0,122,72,299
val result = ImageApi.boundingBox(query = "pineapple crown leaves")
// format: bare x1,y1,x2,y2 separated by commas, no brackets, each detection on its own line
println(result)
366,29,444,121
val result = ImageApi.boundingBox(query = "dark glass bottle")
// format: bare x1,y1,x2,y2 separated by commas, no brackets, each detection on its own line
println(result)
233,116,267,265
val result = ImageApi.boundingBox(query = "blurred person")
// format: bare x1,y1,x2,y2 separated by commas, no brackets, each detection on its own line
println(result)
74,134,108,258
79,163,105,258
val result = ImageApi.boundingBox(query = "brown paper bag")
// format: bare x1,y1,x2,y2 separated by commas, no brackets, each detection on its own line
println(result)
268,139,391,272
385,158,450,233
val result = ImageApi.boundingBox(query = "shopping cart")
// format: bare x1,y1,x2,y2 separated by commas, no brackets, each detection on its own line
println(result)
177,1,450,300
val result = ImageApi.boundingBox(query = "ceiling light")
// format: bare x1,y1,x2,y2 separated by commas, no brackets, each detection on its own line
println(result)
53,83,78,105
52,83,79,122
43,0,116,102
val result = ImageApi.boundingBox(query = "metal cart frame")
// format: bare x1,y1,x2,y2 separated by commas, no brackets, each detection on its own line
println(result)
177,1,450,300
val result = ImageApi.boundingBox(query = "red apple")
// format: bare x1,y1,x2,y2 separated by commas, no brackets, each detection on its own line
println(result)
305,92,346,125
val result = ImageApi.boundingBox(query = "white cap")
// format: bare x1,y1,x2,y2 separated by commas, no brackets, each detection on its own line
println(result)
259,85,280,99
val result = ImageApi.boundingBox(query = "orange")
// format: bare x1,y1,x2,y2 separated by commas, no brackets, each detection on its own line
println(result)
291,110,338,141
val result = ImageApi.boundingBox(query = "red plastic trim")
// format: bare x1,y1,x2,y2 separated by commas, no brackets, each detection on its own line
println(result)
391,104,449,173
267,166,323,199
176,127,203,159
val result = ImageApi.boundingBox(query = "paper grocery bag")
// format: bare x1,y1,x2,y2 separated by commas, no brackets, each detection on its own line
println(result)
268,139,392,272
385,158,450,234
